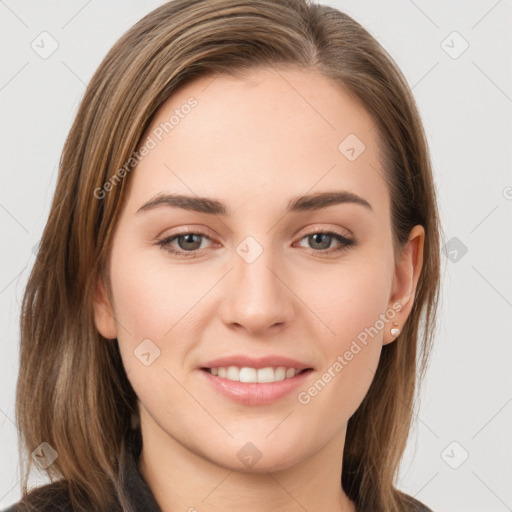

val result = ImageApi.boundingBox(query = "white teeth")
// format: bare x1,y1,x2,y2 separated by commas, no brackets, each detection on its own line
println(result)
274,367,286,381
257,367,275,383
207,366,304,383
285,368,296,378
239,367,257,382
226,366,239,381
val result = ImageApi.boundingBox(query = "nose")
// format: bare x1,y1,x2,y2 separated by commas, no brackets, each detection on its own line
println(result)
218,245,295,336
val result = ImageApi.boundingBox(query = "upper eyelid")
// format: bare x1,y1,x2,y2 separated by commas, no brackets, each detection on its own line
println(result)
167,220,352,235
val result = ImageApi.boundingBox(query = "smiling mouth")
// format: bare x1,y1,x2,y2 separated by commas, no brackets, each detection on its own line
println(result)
200,366,313,384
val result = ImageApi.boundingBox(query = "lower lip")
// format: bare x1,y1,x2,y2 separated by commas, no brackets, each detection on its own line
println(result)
199,369,313,405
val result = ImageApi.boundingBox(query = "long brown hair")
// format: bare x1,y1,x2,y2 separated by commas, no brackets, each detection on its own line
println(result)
15,1,441,510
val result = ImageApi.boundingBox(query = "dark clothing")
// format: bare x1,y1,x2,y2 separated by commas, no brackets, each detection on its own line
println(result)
3,428,433,511
2,428,159,512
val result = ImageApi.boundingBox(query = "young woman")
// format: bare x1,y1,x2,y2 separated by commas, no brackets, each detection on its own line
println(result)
5,0,441,510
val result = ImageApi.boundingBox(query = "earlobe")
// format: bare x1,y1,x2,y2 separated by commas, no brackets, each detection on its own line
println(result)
92,274,118,340
383,225,425,345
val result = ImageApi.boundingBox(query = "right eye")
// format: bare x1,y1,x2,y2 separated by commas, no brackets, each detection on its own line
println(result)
155,231,214,258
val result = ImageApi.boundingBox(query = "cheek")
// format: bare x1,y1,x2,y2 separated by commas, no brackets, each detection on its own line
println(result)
107,243,198,388
306,255,393,345
109,243,208,340
295,257,392,412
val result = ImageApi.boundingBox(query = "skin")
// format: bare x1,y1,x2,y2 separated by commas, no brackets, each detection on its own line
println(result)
93,66,424,512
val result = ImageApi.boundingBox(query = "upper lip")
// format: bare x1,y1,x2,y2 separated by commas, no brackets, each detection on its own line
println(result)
200,355,313,371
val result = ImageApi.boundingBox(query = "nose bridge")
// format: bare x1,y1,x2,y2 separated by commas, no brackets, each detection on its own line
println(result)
219,235,294,333
237,243,280,302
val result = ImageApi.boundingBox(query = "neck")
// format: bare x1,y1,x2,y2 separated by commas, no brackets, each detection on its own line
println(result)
138,408,356,512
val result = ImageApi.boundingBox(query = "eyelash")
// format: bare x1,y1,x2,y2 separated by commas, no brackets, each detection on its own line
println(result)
155,229,356,259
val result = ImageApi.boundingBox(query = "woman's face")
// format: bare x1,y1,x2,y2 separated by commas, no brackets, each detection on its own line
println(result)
94,67,423,472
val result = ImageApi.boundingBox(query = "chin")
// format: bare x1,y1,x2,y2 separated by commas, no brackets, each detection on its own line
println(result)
202,438,309,474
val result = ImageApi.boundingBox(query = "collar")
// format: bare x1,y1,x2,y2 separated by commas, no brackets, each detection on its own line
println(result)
122,427,162,511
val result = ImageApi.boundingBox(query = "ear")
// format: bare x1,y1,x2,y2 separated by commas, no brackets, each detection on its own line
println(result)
92,273,118,340
383,225,424,345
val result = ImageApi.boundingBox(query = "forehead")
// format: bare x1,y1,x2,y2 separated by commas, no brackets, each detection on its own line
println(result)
123,67,388,218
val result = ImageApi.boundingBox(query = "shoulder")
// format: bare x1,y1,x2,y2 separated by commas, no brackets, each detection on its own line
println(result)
400,492,434,512
1,481,73,512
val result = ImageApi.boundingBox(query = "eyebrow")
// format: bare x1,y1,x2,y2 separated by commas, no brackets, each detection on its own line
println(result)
136,190,373,216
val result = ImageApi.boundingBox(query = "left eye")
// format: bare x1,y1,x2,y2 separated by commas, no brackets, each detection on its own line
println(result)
295,232,355,253
155,230,355,258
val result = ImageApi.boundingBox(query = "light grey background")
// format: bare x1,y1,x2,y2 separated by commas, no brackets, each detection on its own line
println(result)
1,1,511,511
